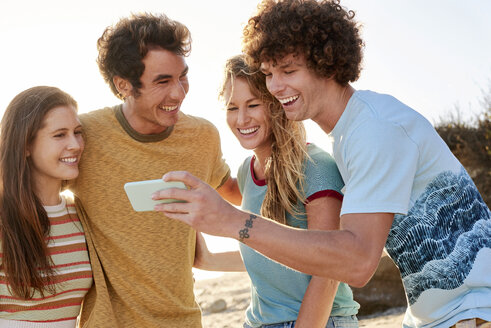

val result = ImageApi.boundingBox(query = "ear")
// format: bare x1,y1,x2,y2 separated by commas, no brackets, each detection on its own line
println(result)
113,76,133,99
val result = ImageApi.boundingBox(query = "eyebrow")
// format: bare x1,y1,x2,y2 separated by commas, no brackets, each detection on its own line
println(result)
259,66,270,75
260,59,297,73
56,123,82,131
227,97,260,107
152,65,189,83
278,60,296,69
51,128,69,133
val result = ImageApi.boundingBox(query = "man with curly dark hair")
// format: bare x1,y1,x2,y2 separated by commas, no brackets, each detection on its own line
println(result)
69,12,239,328
153,1,491,328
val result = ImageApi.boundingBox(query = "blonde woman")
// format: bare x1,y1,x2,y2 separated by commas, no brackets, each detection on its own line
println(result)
193,55,359,328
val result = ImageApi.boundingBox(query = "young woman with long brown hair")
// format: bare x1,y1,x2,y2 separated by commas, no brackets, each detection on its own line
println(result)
0,86,92,327
193,55,359,328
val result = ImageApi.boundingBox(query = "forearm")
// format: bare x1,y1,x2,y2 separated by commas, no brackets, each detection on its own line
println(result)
246,219,354,280
154,172,391,286
234,212,380,286
296,276,339,328
194,249,246,272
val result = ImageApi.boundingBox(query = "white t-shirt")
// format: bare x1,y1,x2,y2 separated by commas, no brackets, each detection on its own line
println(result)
330,90,491,328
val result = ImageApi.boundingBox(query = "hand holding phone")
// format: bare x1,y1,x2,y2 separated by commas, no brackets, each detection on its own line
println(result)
124,179,187,212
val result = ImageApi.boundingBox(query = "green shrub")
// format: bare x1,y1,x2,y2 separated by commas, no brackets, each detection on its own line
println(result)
435,88,491,207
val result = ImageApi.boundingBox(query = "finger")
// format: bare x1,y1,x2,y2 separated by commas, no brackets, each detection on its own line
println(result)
158,211,192,225
162,171,203,189
154,201,190,213
152,187,192,201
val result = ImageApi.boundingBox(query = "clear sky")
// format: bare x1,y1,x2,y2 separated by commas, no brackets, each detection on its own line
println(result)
1,0,490,278
1,0,490,168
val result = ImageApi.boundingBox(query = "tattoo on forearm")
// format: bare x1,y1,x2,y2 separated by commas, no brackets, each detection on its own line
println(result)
239,214,257,242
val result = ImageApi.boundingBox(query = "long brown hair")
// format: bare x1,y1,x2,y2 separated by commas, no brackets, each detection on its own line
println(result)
0,86,77,299
220,55,308,224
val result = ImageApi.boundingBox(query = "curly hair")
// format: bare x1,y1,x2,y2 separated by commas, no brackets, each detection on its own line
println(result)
97,12,191,99
243,0,363,85
220,55,309,224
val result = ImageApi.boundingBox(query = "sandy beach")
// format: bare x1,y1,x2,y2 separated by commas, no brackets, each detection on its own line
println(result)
195,272,405,328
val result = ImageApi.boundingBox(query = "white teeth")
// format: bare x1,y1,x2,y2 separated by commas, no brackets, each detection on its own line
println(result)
159,105,178,111
239,127,259,134
278,95,299,104
60,157,77,163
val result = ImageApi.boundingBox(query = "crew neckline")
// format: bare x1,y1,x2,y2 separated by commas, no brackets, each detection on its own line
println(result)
43,195,66,211
115,105,174,143
250,156,267,186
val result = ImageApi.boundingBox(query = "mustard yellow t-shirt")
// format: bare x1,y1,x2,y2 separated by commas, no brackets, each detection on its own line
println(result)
73,106,230,328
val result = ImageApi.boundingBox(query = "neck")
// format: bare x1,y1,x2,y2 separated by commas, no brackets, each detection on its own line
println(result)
312,83,355,134
122,101,168,135
252,146,271,181
34,180,62,206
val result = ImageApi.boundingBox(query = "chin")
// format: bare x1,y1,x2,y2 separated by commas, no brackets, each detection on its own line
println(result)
285,111,304,122
158,118,179,128
236,139,255,150
62,170,80,181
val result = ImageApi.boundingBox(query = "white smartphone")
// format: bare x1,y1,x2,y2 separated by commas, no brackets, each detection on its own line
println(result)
124,179,187,212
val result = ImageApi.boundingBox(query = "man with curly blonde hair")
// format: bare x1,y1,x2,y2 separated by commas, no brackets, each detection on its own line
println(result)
154,1,491,328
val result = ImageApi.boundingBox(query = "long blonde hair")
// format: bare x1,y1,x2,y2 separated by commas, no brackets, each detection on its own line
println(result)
220,55,308,224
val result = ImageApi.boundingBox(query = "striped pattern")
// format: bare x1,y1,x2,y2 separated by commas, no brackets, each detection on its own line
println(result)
0,194,93,326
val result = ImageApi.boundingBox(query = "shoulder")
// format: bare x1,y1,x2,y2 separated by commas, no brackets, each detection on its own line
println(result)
238,156,253,175
175,114,223,149
352,90,408,113
342,91,417,150
307,144,336,164
305,144,339,173
175,113,222,142
348,90,429,138
80,106,117,127
304,144,344,191
177,113,219,132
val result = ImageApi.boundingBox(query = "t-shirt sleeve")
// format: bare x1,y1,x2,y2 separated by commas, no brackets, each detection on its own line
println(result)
303,145,344,203
340,119,419,215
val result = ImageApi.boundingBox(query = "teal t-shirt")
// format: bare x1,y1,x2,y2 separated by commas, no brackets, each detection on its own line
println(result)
237,143,359,327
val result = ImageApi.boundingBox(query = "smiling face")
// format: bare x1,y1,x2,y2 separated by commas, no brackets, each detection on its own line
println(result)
28,105,84,190
225,78,272,154
122,47,189,134
260,53,329,122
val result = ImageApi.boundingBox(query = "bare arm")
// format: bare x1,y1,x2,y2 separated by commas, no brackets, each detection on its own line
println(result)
193,231,246,272
154,171,393,287
217,176,242,206
295,196,342,327
244,211,393,287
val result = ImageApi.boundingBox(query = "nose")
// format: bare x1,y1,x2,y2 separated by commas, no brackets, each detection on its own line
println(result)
237,107,250,126
169,79,188,102
67,133,83,151
265,74,284,96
